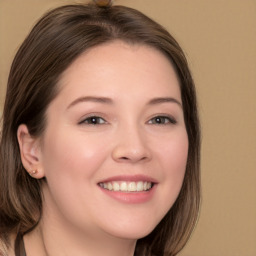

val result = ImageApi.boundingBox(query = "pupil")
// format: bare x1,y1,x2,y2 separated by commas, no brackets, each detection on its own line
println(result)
156,117,161,123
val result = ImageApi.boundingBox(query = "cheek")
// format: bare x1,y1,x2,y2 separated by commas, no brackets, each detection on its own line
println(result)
158,130,188,174
42,131,106,175
40,130,112,202
40,131,111,222
155,130,188,202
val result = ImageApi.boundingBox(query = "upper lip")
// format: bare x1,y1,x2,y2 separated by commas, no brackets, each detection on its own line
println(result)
98,174,158,184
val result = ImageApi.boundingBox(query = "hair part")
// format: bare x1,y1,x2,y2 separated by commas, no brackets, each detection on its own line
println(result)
0,3,200,255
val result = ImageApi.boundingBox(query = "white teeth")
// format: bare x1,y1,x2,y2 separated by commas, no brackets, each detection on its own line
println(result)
113,182,120,191
120,182,128,191
128,182,137,192
99,181,153,192
136,181,144,191
107,182,113,191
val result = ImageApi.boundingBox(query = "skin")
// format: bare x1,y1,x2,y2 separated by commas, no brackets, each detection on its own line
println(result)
18,41,188,256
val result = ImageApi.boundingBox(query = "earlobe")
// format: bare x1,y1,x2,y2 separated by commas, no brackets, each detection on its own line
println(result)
17,124,45,179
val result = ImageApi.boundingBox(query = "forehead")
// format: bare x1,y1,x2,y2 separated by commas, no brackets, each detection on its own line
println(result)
56,40,181,103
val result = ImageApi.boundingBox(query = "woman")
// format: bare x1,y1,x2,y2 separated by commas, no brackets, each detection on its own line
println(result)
0,0,200,255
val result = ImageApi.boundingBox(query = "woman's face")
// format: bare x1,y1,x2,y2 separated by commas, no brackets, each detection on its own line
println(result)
38,41,188,240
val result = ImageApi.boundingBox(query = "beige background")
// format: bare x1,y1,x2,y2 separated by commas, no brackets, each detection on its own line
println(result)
1,0,256,255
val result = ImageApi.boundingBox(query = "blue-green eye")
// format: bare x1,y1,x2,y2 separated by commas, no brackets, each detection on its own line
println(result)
149,116,177,125
79,116,106,125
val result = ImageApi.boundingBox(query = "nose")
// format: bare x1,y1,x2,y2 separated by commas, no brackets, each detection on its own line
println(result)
111,125,152,163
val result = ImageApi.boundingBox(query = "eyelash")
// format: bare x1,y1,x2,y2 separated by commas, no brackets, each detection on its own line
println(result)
79,116,107,125
79,115,177,126
148,115,177,125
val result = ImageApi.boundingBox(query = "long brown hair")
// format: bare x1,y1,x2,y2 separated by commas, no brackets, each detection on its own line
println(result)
0,3,200,255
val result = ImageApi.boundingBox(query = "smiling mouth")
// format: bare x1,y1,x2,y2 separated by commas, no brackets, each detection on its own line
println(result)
98,181,153,192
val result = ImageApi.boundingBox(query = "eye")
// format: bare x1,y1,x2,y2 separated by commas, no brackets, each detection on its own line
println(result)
79,116,106,125
148,115,177,125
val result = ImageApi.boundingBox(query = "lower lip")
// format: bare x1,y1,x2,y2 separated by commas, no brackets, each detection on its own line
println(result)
99,185,157,204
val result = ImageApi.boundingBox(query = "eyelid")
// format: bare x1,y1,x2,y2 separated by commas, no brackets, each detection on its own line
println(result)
78,114,108,125
147,114,177,125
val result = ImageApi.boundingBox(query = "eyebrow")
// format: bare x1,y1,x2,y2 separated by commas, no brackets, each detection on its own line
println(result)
147,97,182,108
67,96,113,109
67,96,182,109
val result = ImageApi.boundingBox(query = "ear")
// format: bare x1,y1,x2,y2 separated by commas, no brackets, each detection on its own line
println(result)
17,124,45,179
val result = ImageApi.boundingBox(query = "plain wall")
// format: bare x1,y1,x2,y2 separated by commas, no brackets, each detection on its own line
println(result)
0,0,256,255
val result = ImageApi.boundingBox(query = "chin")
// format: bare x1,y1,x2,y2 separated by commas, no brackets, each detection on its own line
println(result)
102,218,160,240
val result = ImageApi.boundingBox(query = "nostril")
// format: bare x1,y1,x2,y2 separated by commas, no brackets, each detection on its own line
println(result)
118,155,149,162
120,157,129,160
